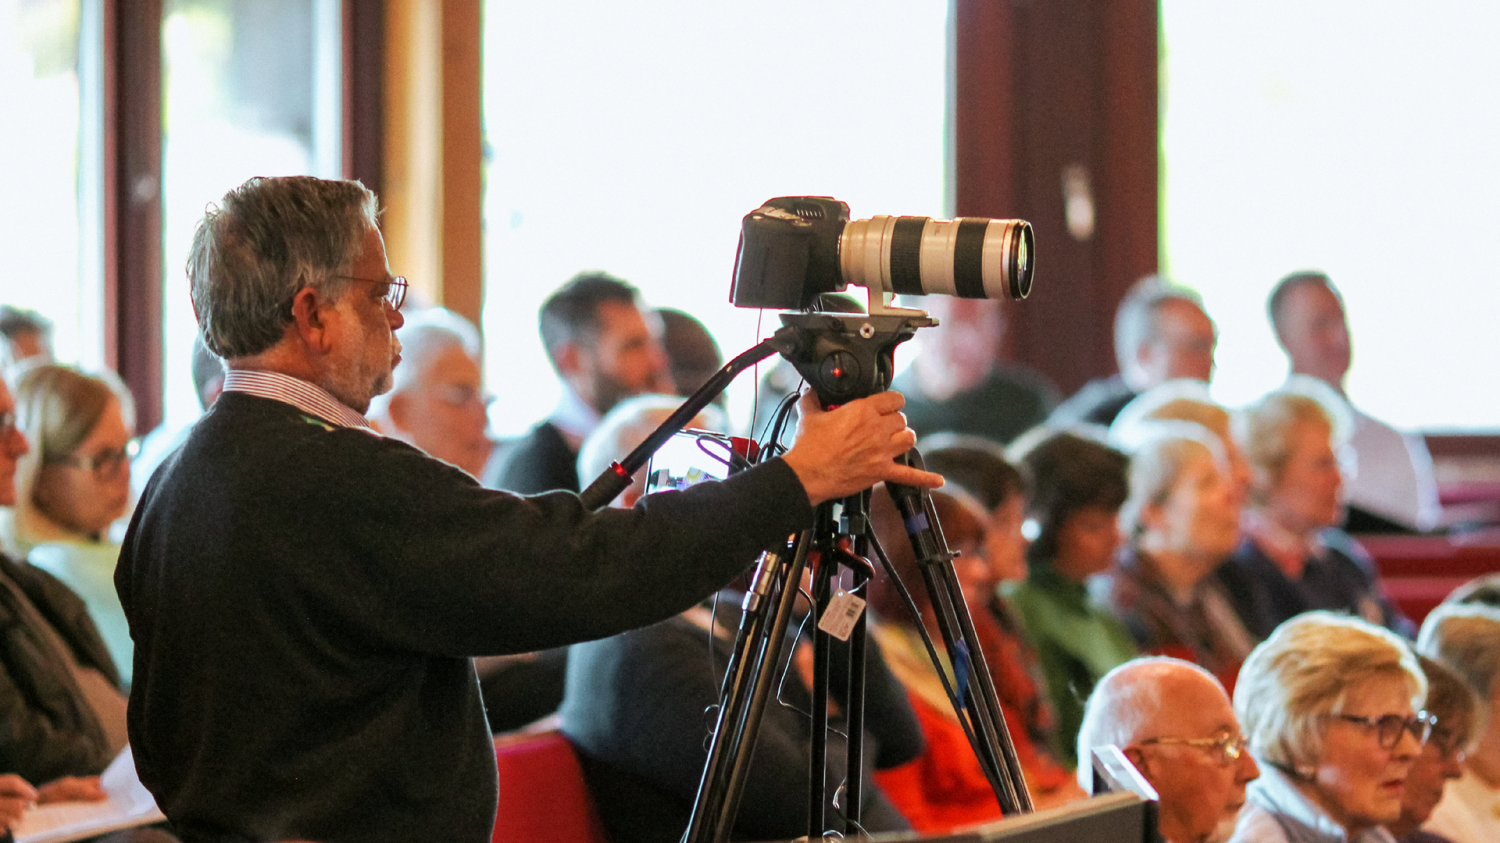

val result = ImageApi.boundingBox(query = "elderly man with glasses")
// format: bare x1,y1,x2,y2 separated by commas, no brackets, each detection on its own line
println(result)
1078,657,1261,843
116,175,942,843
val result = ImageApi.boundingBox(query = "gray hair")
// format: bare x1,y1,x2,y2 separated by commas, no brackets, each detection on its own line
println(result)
1417,603,1500,707
389,308,481,393
1234,611,1425,774
1113,276,1209,374
1109,379,1231,450
187,176,379,358
1118,420,1227,540
575,394,726,505
1076,657,1224,791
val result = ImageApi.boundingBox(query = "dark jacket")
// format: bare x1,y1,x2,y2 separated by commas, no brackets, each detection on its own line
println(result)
118,392,814,843
0,552,120,782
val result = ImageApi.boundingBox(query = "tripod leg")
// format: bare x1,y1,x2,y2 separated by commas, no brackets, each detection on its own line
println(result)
807,523,837,839
686,534,805,843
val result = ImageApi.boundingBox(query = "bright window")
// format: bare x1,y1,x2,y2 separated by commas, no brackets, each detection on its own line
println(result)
0,0,99,367
1161,1,1500,430
481,1,950,435
160,0,342,427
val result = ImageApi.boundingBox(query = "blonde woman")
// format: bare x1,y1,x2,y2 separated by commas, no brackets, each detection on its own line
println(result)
5,364,135,685
1231,611,1432,843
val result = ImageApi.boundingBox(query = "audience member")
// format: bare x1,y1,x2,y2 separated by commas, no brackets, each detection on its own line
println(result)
1219,383,1411,641
891,297,1058,445
4,364,136,684
1005,431,1137,761
0,376,126,785
131,335,223,498
1109,379,1252,506
368,307,492,478
1052,277,1217,428
118,175,940,842
867,487,1081,830
654,307,723,403
1077,657,1259,843
485,271,671,493
0,305,53,372
561,580,920,843
1231,611,1431,843
1269,271,1440,533
1389,655,1479,843
1416,603,1500,843
1097,423,1256,691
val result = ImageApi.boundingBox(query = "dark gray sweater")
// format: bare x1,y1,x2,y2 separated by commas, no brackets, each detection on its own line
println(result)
117,392,813,843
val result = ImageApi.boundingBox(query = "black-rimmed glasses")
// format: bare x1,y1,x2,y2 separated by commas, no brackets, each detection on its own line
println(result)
46,441,137,480
1426,723,1468,759
1328,711,1435,749
1136,732,1249,766
336,275,408,311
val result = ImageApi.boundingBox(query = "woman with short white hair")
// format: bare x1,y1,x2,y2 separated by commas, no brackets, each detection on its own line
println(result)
1416,602,1500,843
1097,421,1255,691
1220,381,1410,640
1231,611,1432,843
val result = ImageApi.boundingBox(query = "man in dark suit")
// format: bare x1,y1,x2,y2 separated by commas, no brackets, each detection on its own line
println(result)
485,272,671,493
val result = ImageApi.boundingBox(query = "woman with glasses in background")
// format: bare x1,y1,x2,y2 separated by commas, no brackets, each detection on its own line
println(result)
1415,602,1500,843
1231,611,1433,843
2,363,136,685
1388,655,1479,843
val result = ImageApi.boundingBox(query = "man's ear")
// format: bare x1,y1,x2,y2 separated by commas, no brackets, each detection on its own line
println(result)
1122,746,1154,781
290,286,335,353
554,342,584,378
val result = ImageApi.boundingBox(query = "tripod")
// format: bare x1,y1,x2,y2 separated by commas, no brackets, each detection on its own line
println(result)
579,312,1033,842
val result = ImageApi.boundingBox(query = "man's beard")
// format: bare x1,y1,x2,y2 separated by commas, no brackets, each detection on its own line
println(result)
591,372,638,417
326,327,398,415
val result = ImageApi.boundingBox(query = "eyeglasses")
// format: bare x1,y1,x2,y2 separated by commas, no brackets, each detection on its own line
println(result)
336,275,408,311
1427,724,1468,760
47,443,134,480
1327,711,1435,749
1136,732,1249,766
432,384,493,409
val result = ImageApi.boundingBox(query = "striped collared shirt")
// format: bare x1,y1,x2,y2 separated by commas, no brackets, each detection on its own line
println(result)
221,369,372,430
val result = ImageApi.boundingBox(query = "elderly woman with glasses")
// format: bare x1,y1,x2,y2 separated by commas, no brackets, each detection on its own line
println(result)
0,364,136,685
1231,611,1433,843
1415,602,1500,843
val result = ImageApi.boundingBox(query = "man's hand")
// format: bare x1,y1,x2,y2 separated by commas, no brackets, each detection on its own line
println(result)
36,776,106,804
0,774,38,831
781,390,942,506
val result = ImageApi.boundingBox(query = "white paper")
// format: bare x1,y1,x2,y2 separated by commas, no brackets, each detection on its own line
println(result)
14,746,167,843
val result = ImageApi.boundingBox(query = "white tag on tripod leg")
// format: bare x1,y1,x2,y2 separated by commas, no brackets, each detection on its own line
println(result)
818,590,866,642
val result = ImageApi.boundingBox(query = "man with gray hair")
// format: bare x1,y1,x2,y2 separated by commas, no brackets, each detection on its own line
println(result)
1051,276,1217,429
368,307,493,478
116,175,941,843
1077,657,1260,843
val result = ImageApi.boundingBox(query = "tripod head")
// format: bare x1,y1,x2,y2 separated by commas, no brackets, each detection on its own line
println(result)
767,312,936,407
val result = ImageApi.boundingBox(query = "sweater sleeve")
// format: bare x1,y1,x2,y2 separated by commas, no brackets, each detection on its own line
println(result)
286,430,816,656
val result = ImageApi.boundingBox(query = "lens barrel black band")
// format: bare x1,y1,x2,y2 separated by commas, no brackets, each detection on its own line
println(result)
953,218,990,298
888,217,928,296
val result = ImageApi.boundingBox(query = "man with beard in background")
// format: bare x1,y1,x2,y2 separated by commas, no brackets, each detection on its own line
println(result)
485,272,671,493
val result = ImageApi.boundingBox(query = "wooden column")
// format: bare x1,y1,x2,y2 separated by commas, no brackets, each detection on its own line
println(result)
953,0,1158,394
380,0,483,327
105,0,164,432
344,0,385,196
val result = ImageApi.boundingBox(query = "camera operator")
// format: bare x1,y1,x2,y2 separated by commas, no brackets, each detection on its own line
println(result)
116,176,942,843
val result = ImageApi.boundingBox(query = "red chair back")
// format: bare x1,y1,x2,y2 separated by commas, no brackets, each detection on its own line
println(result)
493,729,609,843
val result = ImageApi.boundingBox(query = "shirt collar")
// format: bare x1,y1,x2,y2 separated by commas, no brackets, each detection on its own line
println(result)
1244,510,1329,574
222,370,372,430
550,385,602,442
